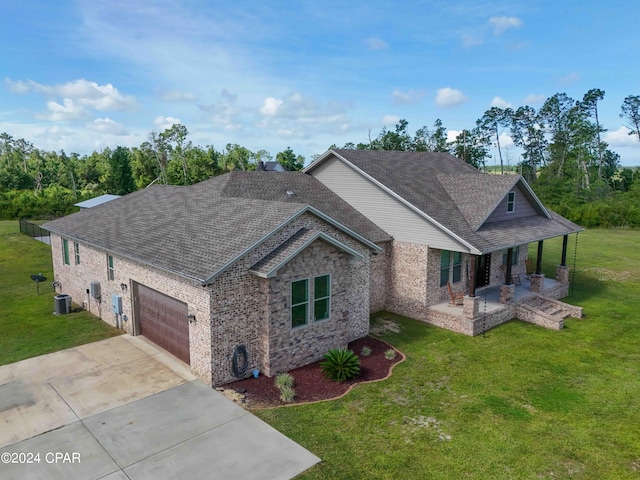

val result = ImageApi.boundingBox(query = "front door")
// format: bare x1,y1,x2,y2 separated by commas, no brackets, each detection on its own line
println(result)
475,254,491,288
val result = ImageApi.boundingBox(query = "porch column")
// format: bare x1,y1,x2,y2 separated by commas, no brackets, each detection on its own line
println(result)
530,240,545,293
505,248,513,285
535,240,544,274
556,234,570,283
468,255,477,297
561,235,568,266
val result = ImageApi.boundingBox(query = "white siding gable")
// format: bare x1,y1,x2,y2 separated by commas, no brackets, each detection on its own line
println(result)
310,155,470,252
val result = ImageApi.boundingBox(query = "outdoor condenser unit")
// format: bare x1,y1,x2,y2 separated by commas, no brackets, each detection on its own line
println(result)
90,281,101,299
54,294,72,315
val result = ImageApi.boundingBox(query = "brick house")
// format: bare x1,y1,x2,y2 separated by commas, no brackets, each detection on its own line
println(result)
44,172,389,386
44,150,582,385
304,149,583,335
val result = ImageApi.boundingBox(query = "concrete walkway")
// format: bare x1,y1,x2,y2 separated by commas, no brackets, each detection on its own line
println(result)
0,335,319,479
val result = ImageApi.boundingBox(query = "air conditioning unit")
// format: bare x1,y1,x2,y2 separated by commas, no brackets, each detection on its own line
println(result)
54,294,72,315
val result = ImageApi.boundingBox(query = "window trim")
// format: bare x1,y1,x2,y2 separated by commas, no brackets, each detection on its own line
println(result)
107,255,115,281
313,274,331,322
62,239,70,265
507,191,516,213
440,250,463,286
452,251,462,283
74,242,80,265
440,250,450,287
291,278,309,328
502,248,519,266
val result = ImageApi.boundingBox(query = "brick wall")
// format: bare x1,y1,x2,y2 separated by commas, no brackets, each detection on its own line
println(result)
369,241,390,313
207,211,372,385
49,234,213,384
262,239,367,376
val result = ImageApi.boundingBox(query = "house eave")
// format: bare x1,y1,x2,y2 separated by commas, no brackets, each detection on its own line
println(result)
248,231,364,279
44,227,206,285
202,204,380,285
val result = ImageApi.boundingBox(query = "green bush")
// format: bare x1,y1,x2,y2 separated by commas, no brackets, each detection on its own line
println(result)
384,348,397,360
279,384,295,403
360,345,372,356
274,372,294,390
320,348,361,382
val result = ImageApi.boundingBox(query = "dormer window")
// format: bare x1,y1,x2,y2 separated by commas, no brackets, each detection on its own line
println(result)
507,191,515,213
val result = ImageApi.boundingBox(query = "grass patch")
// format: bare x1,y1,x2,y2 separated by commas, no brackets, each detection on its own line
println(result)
0,221,121,366
256,229,640,479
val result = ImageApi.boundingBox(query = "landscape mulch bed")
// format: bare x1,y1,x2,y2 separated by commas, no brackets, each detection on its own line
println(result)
222,336,403,408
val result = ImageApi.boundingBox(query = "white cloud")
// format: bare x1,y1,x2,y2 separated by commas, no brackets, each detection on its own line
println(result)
435,87,468,107
253,93,350,139
158,90,196,102
522,94,546,105
224,124,243,132
365,37,389,50
7,78,137,111
278,129,296,138
489,16,523,35
447,129,461,142
153,115,182,131
605,126,638,148
382,115,400,125
558,72,580,86
87,118,128,135
498,132,514,148
260,97,284,116
38,99,87,121
490,96,512,109
391,88,426,106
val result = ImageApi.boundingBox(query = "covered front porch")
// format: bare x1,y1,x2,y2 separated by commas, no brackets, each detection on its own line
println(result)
427,234,583,336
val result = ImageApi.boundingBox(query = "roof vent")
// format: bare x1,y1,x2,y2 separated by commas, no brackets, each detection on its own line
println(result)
286,190,295,196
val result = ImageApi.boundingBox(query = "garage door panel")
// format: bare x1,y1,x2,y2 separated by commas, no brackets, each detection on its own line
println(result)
135,283,190,365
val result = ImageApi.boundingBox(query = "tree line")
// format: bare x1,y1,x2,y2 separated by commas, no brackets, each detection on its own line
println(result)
1,90,639,226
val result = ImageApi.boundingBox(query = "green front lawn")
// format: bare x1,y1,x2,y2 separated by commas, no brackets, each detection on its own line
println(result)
0,221,121,366
257,230,640,479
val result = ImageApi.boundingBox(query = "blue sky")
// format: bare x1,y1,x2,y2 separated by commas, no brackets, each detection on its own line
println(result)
2,0,639,166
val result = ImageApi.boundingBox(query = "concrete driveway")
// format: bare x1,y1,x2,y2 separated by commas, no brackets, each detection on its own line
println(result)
0,335,319,480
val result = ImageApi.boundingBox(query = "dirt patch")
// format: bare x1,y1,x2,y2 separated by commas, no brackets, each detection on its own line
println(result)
223,336,403,408
369,317,402,335
582,267,637,283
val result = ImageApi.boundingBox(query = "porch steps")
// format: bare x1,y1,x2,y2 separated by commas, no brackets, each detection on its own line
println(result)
516,295,583,330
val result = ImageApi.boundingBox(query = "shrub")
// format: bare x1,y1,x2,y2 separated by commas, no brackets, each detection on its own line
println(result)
384,348,397,360
360,345,372,356
279,384,295,403
274,372,294,390
320,348,361,382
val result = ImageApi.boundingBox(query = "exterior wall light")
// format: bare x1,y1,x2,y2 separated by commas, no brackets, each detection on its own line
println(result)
188,314,196,324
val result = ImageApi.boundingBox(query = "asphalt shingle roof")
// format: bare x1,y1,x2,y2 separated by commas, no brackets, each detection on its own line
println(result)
44,171,388,283
329,149,582,252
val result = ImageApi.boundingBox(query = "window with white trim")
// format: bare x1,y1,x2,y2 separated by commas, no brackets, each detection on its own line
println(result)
507,191,515,212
